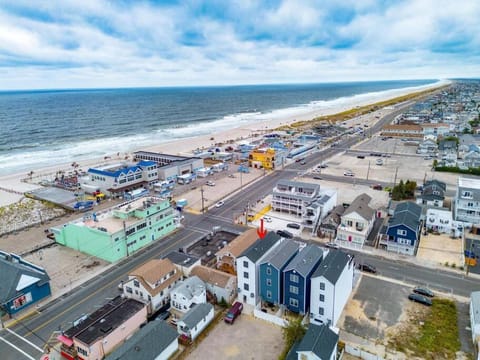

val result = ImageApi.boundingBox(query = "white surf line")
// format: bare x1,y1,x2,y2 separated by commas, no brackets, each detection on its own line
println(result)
5,328,44,352
0,336,36,360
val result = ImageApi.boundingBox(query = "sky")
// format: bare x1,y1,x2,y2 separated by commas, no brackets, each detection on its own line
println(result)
1,0,479,90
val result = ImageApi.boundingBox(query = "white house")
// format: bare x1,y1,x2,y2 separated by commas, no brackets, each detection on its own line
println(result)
170,276,206,313
122,259,181,315
236,232,281,307
310,251,355,326
454,177,480,225
190,265,237,304
425,207,463,237
177,303,214,341
288,323,339,360
470,291,480,359
335,194,376,249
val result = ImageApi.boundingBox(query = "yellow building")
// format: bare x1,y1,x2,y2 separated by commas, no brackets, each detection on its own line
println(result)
249,148,276,170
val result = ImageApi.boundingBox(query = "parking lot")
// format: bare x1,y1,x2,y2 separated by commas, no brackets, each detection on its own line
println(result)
186,314,283,360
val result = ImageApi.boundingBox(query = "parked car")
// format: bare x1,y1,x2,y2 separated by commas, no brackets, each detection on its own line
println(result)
413,287,434,297
276,230,294,238
300,160,306,165
215,201,225,208
286,223,301,229
371,184,383,190
224,301,243,324
344,171,355,177
313,176,322,180
408,293,433,306
325,242,339,249
376,158,383,166
154,311,171,321
295,158,305,163
262,216,272,223
206,181,215,186
358,263,377,273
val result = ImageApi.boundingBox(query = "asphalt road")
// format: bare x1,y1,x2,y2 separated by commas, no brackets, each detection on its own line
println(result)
3,97,468,360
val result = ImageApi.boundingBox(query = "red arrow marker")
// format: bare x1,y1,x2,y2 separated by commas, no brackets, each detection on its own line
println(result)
257,218,267,239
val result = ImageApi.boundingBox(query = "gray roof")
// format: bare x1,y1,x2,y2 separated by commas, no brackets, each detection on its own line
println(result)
172,276,205,299
276,179,320,193
394,201,422,218
284,244,324,277
471,291,480,326
163,251,200,267
343,193,374,220
180,303,213,329
240,232,280,263
105,320,177,360
388,210,421,233
312,251,352,284
419,185,445,201
424,180,446,191
260,239,299,270
297,324,339,360
0,252,50,304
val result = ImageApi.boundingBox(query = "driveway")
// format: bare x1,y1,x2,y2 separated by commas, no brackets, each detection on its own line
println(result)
186,314,283,360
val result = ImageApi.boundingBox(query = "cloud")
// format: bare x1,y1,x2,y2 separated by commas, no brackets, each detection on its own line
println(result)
0,0,479,89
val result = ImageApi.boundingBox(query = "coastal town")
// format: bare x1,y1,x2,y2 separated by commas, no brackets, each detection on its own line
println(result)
2,79,480,360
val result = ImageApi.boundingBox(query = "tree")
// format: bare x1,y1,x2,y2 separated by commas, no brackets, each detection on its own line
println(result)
282,317,306,348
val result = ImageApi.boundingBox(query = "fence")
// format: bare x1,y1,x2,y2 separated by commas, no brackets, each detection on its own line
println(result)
345,344,384,360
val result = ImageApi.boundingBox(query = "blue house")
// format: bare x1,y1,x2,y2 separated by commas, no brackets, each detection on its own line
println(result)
259,239,299,305
386,202,422,256
283,245,324,314
0,251,51,316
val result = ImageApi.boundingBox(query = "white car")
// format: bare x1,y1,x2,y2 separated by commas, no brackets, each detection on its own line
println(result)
215,201,225,208
344,171,355,177
325,242,339,249
206,181,215,186
262,216,272,223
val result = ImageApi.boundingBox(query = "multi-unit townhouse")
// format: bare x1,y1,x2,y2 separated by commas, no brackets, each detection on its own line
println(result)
121,258,181,316
258,239,300,305
283,245,324,314
335,194,375,249
384,202,422,255
52,196,178,262
310,251,354,326
236,232,281,306
454,177,480,225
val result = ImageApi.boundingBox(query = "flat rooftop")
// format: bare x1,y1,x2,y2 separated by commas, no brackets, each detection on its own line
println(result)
459,177,480,190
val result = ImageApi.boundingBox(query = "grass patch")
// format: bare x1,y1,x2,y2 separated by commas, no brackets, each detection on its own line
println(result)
388,298,461,359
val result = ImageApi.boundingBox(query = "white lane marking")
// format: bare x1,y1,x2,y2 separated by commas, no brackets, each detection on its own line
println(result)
5,328,43,353
0,336,37,360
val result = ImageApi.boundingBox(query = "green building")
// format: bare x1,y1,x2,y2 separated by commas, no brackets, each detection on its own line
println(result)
52,197,178,263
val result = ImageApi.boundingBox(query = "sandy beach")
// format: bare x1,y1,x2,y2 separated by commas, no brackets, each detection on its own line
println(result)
0,80,449,207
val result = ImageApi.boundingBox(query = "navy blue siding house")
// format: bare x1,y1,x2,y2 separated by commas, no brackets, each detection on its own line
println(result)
0,251,51,316
283,245,324,314
386,202,422,255
259,240,299,304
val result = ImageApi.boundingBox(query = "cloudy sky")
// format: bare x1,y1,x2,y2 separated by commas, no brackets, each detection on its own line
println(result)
1,0,479,90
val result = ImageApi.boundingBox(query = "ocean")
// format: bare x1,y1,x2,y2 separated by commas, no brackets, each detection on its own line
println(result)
0,80,437,176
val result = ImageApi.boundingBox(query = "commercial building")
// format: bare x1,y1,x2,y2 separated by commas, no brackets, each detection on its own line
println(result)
52,197,178,263
248,147,287,170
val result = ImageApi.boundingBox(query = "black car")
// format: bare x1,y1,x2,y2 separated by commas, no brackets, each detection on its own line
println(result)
413,287,434,298
313,176,322,180
276,230,294,238
408,293,432,306
358,263,377,273
286,223,301,229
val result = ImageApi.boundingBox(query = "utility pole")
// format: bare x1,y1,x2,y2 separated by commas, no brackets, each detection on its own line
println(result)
366,161,370,181
200,187,205,214
245,202,249,225
393,167,398,187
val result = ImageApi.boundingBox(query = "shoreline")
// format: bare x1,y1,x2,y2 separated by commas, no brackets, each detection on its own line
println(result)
0,79,450,205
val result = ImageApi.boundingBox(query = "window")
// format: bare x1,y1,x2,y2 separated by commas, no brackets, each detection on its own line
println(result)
137,223,147,230
267,290,272,299
244,272,249,279
289,285,299,294
266,279,272,286
462,191,473,199
244,283,249,291
243,260,249,268
347,220,353,227
290,274,299,283
133,280,140,288
266,267,272,275
126,287,132,294
397,229,407,236
319,307,324,315
320,282,325,290
319,294,325,302
125,228,135,236
289,298,299,307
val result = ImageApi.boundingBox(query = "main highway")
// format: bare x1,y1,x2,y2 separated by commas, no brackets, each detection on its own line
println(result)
3,98,477,360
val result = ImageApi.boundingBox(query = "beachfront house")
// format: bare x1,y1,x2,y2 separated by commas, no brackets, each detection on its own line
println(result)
236,232,282,307
57,296,147,360
310,251,355,326
283,244,324,314
258,239,300,305
335,193,375,250
52,196,178,263
121,259,181,316
0,252,52,316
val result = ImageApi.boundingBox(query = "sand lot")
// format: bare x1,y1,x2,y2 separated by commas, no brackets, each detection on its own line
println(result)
416,233,464,267
186,314,283,360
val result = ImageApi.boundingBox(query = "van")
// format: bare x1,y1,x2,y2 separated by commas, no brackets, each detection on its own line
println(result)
224,301,243,324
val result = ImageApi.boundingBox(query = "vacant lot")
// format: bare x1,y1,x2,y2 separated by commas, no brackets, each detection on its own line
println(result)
186,314,283,360
416,233,464,268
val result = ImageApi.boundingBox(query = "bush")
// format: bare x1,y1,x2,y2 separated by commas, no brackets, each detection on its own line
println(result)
444,261,449,267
